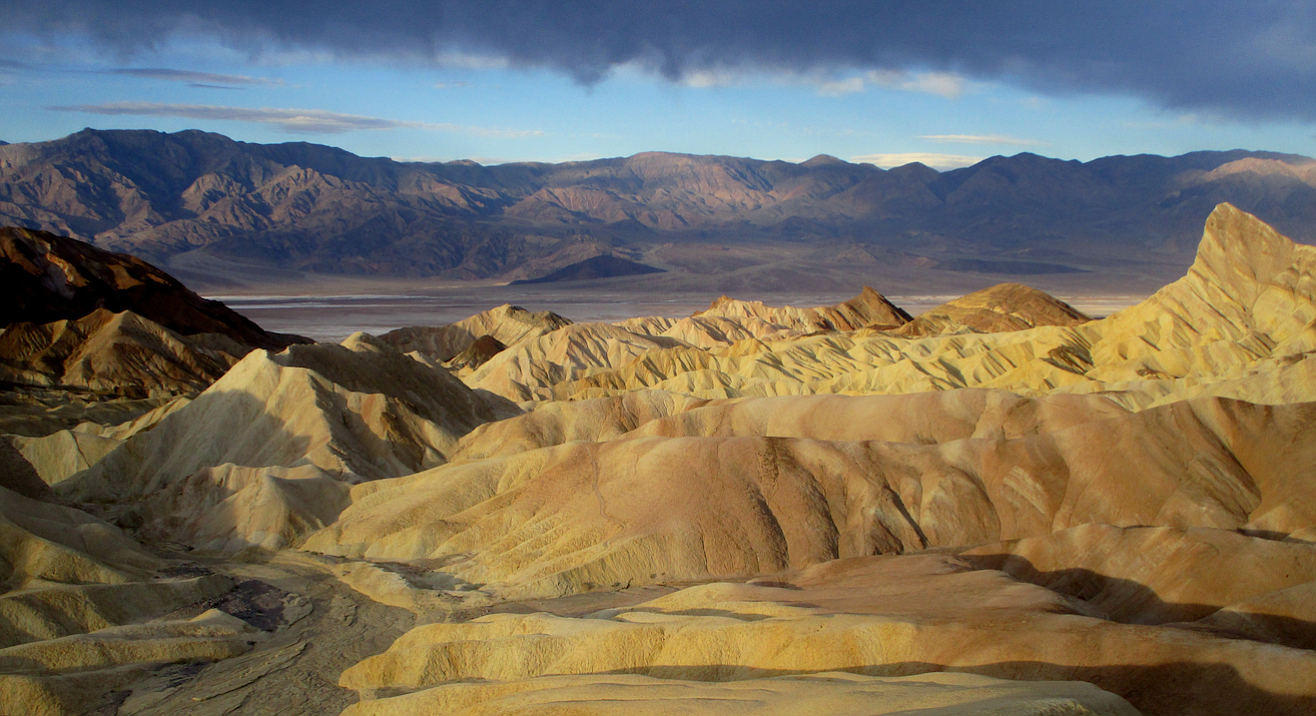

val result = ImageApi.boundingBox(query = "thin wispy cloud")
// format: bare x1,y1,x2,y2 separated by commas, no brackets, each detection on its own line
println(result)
852,152,984,170
110,68,284,88
433,81,472,89
0,59,22,85
47,102,544,137
919,134,1043,146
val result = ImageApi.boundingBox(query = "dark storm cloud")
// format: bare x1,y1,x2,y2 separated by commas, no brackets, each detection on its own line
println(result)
8,1,1316,121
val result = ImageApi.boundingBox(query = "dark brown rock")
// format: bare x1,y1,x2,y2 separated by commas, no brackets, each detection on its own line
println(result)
0,226,303,351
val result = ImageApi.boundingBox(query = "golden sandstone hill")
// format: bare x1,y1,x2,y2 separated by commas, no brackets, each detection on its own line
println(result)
3,202,1316,716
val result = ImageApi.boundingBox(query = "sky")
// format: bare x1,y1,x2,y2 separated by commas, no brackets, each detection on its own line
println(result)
2,1,1315,169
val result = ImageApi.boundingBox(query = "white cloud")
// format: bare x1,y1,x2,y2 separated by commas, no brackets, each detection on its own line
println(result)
433,80,472,89
851,152,984,170
680,69,739,88
816,77,864,97
919,134,1043,146
866,69,967,99
48,102,544,137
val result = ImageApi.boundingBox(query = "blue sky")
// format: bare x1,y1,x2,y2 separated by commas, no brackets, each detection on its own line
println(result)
3,2,1315,168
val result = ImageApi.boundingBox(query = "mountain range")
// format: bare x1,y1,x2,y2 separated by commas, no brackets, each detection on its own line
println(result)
1,128,1314,284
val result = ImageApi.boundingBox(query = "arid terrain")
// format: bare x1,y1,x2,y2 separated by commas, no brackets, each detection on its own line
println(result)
2,202,1316,715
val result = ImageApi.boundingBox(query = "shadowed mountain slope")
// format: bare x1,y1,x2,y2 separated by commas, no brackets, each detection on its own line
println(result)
0,226,298,350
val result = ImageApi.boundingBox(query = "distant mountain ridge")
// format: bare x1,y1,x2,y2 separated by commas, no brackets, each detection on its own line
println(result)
1,128,1314,280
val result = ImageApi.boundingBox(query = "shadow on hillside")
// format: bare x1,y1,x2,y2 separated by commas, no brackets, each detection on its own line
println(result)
52,390,323,536
958,555,1316,650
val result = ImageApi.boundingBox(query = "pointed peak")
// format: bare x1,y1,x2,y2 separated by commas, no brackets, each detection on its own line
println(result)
845,286,913,325
705,294,739,310
1198,203,1294,265
1191,203,1302,303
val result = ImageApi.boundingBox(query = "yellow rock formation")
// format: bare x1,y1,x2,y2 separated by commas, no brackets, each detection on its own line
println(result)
457,204,1316,406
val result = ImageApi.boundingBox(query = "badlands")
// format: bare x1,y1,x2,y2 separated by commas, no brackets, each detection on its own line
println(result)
1,202,1315,715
